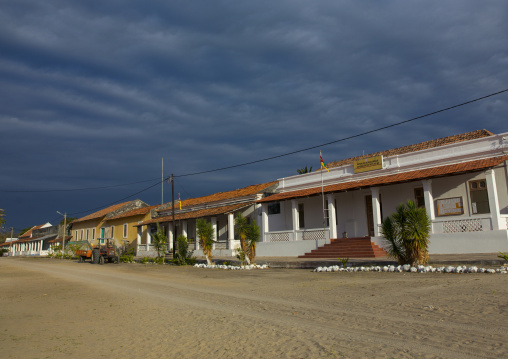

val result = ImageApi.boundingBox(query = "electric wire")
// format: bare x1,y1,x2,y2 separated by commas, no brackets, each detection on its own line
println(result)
0,177,161,193
174,88,508,178
4,88,508,220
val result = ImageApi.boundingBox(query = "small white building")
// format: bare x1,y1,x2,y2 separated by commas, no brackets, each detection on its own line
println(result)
256,129,508,257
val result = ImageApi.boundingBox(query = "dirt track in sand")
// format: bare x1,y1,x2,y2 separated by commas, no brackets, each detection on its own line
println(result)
0,257,507,358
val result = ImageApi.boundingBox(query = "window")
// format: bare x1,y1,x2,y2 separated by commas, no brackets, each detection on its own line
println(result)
110,226,115,239
268,203,281,215
92,228,95,240
414,187,425,208
75,230,78,241
469,180,490,214
123,223,128,238
86,229,89,240
298,203,305,229
80,229,84,240
325,200,329,227
100,227,105,244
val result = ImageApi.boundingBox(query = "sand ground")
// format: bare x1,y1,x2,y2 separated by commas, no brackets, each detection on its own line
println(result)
0,257,507,359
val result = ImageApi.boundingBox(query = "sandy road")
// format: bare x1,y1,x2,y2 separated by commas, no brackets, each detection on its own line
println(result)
0,257,507,358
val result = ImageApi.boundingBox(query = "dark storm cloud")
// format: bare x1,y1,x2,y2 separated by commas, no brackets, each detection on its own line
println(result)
1,0,508,229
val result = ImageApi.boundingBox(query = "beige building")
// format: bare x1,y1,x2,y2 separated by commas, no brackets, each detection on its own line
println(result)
70,200,154,251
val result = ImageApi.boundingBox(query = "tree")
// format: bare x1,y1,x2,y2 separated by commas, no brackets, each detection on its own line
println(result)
196,218,215,265
245,219,260,264
152,222,168,259
19,226,33,237
296,166,313,175
60,217,77,225
234,213,251,265
0,209,5,228
0,209,6,244
381,200,431,266
174,234,194,265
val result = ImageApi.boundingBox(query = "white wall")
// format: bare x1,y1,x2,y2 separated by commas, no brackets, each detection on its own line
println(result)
495,165,508,215
428,230,508,254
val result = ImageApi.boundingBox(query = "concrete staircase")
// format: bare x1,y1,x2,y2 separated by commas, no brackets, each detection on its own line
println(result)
298,237,388,259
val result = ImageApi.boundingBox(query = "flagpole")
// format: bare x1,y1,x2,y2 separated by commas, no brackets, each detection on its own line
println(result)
320,150,327,244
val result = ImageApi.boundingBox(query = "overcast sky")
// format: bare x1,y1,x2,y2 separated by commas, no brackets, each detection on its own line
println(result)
1,1,508,233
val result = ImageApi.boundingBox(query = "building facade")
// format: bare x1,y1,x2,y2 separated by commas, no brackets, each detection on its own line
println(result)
257,130,508,256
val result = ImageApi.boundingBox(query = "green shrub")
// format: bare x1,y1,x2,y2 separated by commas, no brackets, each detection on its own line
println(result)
140,257,150,264
173,235,195,265
0,248,8,257
338,257,349,268
152,257,165,265
120,248,135,263
498,252,508,264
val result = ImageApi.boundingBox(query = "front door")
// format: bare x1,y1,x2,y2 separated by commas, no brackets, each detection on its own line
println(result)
365,195,374,237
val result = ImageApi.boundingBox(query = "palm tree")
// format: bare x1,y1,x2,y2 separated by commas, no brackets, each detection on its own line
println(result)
152,222,168,259
245,219,260,264
196,218,215,265
381,200,431,265
235,213,251,265
296,166,313,175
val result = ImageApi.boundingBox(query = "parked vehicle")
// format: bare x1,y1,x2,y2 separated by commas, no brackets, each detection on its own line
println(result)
76,239,119,264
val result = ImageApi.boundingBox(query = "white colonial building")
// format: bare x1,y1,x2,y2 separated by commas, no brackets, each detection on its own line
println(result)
256,129,508,257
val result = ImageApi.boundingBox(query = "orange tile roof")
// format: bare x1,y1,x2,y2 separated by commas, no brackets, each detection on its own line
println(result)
258,155,508,203
106,204,160,221
71,202,132,224
49,235,73,243
327,129,494,169
137,203,250,227
19,224,45,239
157,181,278,212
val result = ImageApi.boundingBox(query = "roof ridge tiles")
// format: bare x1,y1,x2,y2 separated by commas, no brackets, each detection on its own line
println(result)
327,129,494,169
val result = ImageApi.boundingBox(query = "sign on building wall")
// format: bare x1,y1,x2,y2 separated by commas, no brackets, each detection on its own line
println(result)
436,197,464,216
354,155,383,173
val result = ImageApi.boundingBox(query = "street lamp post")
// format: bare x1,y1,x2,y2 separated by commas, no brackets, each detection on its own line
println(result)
57,211,67,252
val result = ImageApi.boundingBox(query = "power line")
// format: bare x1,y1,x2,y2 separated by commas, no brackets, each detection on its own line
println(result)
0,177,161,193
2,88,507,194
68,178,167,217
175,88,508,178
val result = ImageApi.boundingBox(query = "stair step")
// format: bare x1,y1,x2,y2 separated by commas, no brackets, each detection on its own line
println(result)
298,237,388,259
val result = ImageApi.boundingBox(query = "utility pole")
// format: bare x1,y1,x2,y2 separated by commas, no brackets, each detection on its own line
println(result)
171,174,175,257
161,157,164,205
62,212,67,252
9,227,13,255
57,211,67,252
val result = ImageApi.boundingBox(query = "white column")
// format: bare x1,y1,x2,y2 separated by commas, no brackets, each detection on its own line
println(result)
291,199,299,240
422,179,435,221
146,227,152,250
211,217,217,250
137,227,142,246
261,204,268,242
228,213,235,249
327,194,337,239
195,222,200,250
486,169,504,230
182,220,188,238
168,223,174,250
371,187,382,237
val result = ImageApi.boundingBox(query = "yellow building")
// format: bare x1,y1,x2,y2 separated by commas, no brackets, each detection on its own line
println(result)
103,204,159,252
70,200,156,253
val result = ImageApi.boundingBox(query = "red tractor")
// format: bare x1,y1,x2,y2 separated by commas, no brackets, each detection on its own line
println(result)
75,239,119,264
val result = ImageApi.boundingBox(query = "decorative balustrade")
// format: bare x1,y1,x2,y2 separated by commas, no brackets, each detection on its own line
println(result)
302,229,326,241
441,218,484,233
267,231,291,242
265,229,329,242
